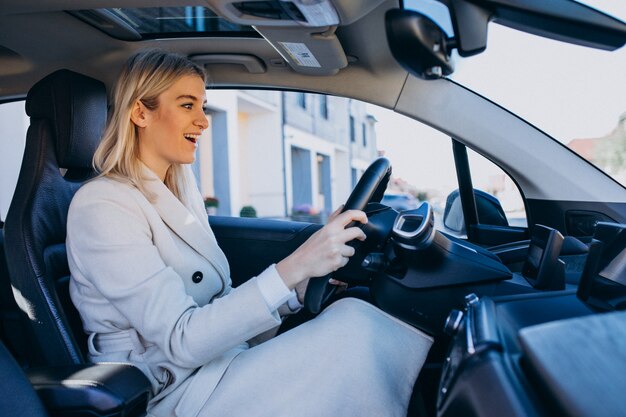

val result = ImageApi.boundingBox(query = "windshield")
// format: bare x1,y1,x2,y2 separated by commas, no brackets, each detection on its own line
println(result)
406,1,626,187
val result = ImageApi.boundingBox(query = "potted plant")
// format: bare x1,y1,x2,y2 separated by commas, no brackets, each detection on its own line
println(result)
204,196,219,215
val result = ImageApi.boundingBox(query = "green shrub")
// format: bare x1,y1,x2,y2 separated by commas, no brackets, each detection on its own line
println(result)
240,205,257,218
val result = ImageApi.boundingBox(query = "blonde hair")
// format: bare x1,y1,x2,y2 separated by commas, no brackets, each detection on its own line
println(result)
94,49,206,201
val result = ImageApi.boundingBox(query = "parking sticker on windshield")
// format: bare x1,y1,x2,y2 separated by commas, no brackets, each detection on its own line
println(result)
278,42,321,68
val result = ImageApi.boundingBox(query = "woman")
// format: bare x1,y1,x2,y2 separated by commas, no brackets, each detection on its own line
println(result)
67,49,433,417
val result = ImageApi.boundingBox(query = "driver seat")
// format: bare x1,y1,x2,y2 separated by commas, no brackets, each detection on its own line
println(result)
4,69,106,366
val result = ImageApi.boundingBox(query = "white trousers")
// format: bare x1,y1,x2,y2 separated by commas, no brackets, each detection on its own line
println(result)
195,298,433,417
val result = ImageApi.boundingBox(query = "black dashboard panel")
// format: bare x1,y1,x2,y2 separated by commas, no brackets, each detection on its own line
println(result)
437,292,594,417
526,200,626,237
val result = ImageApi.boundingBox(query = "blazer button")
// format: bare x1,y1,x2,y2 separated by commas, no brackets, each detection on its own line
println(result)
192,271,203,283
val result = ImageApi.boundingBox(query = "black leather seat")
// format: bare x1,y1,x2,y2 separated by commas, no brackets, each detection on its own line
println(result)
4,69,106,366
3,69,152,417
0,225,32,365
0,339,50,417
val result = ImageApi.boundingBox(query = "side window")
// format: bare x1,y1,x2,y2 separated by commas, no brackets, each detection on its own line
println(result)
199,90,380,220
195,87,529,251
0,101,27,222
196,90,465,234
467,147,527,228
371,106,458,232
442,145,527,236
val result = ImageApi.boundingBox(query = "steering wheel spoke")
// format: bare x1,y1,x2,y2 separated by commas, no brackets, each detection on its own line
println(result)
303,275,337,314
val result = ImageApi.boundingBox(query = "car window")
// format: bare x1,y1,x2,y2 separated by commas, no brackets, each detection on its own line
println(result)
198,90,475,234
198,90,379,221
0,100,27,222
467,147,527,228
368,105,459,232
0,90,530,239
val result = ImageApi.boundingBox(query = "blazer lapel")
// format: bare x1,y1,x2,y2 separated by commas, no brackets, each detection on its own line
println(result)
141,167,230,282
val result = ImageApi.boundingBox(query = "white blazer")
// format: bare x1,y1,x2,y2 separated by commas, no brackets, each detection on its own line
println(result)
67,166,282,417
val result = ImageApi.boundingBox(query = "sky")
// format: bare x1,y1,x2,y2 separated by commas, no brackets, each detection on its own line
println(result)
370,1,626,192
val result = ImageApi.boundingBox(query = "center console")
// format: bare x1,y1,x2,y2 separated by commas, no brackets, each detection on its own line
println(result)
436,222,626,417
437,291,593,417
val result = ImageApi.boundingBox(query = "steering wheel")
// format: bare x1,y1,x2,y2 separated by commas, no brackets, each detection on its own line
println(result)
304,158,392,313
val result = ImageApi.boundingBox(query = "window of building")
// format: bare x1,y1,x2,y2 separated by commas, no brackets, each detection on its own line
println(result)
349,116,355,142
362,122,367,146
296,93,306,109
319,95,328,119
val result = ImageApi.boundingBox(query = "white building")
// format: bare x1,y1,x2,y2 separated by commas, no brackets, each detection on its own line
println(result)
197,90,378,220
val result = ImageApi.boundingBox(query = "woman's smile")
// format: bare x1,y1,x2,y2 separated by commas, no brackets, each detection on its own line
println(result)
183,132,201,144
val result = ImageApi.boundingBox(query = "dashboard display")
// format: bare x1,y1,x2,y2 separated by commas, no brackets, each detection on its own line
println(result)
522,225,564,289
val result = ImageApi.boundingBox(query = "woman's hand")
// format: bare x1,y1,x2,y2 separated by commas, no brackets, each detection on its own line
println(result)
276,208,367,290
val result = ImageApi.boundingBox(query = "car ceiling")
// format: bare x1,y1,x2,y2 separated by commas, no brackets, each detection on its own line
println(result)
0,0,409,110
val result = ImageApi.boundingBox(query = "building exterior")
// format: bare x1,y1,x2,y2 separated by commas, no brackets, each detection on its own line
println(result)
197,90,378,220
568,112,626,186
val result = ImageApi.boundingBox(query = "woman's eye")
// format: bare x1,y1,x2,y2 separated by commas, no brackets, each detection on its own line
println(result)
182,103,193,109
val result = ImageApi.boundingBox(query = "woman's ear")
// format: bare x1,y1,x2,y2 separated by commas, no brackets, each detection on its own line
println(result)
130,100,149,128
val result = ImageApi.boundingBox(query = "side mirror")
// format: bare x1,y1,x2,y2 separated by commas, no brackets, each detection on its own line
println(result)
443,189,508,233
385,9,455,79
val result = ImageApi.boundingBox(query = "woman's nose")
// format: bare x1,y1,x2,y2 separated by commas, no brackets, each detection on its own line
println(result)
196,112,209,131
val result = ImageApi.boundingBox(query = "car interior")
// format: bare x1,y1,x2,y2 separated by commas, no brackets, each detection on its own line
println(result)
0,1,625,417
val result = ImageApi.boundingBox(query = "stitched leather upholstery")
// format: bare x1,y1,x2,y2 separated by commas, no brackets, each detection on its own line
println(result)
4,69,106,366
26,70,104,170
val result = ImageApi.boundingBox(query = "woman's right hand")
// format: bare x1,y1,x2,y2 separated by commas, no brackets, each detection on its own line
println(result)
276,209,367,290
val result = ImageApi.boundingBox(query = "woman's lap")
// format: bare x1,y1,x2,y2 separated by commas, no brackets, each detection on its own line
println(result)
196,298,433,417
277,285,373,334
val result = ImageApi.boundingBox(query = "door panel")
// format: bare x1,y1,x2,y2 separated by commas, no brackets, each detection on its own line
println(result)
526,200,626,238
210,216,320,287
470,224,528,246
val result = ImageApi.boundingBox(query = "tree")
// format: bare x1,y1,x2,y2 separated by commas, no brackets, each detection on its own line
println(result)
595,113,626,178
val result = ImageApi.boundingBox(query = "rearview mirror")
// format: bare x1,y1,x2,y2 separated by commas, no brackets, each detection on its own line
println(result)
385,9,455,79
449,0,626,57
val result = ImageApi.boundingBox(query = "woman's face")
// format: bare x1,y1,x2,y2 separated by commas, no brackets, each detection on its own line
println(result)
134,74,208,179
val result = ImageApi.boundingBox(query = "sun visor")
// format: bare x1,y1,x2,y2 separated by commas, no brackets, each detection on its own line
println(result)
205,0,385,27
255,26,347,75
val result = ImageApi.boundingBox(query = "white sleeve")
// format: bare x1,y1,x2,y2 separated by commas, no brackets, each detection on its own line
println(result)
255,264,295,311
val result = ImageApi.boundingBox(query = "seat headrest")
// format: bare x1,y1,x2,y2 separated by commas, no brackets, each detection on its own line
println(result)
26,69,106,170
